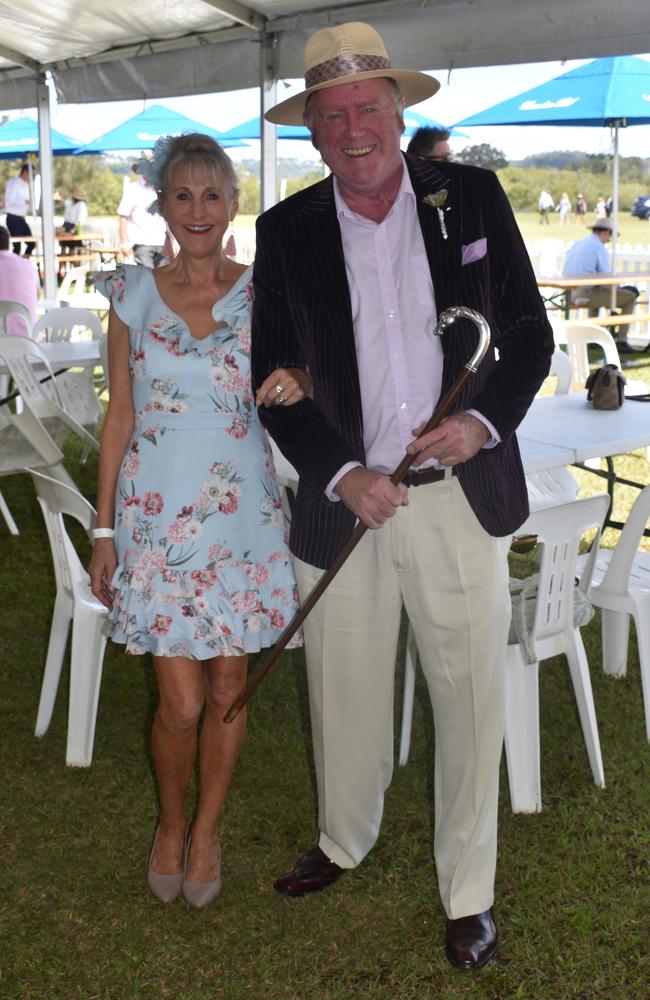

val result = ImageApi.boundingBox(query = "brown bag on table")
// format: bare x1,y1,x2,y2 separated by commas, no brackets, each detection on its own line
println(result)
586,364,626,409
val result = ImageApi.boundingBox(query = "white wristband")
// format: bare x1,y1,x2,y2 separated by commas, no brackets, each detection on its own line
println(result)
92,527,115,540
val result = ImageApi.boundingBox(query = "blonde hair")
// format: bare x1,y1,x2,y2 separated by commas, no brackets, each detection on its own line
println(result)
157,133,239,199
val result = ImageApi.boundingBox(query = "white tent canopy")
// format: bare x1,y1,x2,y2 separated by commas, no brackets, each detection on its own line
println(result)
1,0,649,109
1,0,648,296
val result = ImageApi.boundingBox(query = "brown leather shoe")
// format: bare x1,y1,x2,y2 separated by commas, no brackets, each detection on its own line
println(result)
445,909,498,970
274,846,344,897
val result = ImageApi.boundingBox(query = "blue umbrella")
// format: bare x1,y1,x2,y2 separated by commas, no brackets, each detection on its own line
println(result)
455,55,650,128
217,116,311,141
401,109,468,138
456,55,650,280
76,104,246,153
0,115,81,158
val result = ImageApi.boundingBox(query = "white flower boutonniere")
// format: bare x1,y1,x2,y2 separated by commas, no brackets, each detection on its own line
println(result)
423,190,449,240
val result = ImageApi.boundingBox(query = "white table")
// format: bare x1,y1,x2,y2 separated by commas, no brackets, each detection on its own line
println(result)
518,393,650,463
39,340,101,372
518,393,650,532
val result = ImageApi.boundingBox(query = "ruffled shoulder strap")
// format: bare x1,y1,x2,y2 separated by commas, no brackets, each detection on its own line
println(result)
94,264,153,328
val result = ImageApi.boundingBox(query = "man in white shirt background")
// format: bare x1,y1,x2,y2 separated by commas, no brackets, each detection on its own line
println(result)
3,163,34,256
117,165,168,268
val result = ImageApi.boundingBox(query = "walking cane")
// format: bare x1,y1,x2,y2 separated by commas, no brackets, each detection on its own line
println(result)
224,306,491,723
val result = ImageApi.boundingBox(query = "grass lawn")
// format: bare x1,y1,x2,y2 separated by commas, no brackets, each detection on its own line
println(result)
234,210,650,260
2,395,650,999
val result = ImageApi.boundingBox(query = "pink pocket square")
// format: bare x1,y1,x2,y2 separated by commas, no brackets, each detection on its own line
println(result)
461,238,487,265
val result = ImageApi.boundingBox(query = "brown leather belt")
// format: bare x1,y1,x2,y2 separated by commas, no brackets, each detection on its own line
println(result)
402,466,457,487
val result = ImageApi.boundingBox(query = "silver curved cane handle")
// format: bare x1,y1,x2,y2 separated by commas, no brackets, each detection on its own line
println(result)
434,306,491,372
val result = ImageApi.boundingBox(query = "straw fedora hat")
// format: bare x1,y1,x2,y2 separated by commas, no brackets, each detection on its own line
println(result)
266,22,439,126
71,185,86,200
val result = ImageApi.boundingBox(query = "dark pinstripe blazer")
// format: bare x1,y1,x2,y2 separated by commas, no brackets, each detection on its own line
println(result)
251,154,554,569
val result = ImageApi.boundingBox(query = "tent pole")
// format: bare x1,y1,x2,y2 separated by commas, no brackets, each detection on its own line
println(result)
37,73,57,301
609,121,621,313
260,31,278,213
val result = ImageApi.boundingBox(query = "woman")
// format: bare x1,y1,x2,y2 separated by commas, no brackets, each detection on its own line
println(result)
57,184,89,277
90,133,308,908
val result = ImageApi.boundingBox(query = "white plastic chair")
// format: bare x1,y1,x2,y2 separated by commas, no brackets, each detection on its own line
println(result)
0,298,33,337
398,467,581,767
33,306,103,343
30,470,108,767
504,492,610,813
58,266,89,302
547,346,572,395
0,335,99,457
0,407,65,535
576,485,650,741
554,320,647,397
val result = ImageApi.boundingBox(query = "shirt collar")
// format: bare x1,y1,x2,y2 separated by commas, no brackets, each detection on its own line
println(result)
333,160,415,223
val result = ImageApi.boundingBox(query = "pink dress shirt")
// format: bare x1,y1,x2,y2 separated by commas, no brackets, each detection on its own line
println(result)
0,250,39,334
327,165,497,499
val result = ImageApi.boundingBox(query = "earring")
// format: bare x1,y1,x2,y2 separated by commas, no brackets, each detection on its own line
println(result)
224,221,237,259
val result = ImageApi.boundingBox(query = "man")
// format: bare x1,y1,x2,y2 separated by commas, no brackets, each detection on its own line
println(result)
562,217,639,351
0,224,39,332
406,125,452,161
117,165,168,268
251,22,553,972
3,163,34,256
538,188,554,224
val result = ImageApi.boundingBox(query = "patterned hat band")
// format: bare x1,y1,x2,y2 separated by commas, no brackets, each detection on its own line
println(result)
305,53,391,89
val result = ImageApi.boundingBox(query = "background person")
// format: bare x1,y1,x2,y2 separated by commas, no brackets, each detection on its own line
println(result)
57,184,89,276
538,188,554,224
2,163,34,256
90,133,306,909
406,125,452,161
117,164,168,268
252,20,553,973
0,224,39,332
562,217,639,350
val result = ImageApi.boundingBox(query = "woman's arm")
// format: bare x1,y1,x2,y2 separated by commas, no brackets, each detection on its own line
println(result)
89,306,135,609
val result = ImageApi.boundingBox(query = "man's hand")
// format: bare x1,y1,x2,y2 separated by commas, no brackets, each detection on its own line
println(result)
407,412,490,468
335,467,408,529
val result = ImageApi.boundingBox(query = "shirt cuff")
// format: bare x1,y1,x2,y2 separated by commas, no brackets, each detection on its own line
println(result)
466,409,501,450
326,461,362,501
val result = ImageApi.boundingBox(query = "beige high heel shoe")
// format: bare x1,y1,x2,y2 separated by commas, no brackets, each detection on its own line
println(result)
147,825,188,903
182,835,222,909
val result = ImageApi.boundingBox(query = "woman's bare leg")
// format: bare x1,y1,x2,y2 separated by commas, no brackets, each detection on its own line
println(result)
185,654,248,882
150,655,204,875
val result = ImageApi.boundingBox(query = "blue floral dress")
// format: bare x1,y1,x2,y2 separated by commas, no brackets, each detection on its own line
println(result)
97,264,300,659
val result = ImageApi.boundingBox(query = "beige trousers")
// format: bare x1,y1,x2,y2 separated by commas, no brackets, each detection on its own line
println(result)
293,476,511,920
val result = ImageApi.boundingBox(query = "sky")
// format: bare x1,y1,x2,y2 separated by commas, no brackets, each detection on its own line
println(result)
50,55,650,166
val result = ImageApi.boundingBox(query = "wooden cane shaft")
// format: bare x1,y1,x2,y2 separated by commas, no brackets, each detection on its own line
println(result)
223,366,474,724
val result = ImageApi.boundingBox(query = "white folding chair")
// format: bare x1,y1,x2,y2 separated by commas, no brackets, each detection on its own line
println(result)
30,470,108,767
504,492,610,813
577,485,650,741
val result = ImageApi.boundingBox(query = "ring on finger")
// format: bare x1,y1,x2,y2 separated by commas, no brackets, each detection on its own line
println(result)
275,384,284,395
277,394,286,404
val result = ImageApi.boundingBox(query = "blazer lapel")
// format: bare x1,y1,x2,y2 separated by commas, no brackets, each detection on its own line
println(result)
409,157,462,316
